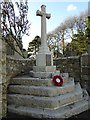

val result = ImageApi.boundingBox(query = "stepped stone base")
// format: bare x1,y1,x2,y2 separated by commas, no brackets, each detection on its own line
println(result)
10,74,71,86
8,70,90,119
8,83,83,109
8,98,90,119
8,79,74,97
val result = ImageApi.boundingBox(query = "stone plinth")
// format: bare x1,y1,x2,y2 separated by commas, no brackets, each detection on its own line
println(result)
30,70,60,78
33,66,56,72
8,74,90,119
36,50,53,66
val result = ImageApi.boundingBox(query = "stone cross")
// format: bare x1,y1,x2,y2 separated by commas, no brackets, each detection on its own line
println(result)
36,5,51,48
35,5,53,67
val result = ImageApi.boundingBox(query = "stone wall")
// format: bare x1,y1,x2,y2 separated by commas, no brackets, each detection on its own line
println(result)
54,52,90,92
54,56,81,82
6,56,35,79
0,39,7,119
1,54,35,119
80,47,90,93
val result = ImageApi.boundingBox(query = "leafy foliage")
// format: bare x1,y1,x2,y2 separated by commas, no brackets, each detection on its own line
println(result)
47,11,89,57
28,35,41,57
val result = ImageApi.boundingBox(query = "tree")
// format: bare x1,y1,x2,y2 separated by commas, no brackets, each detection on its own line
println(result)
1,0,30,57
47,11,88,57
28,35,41,57
85,16,90,44
65,19,88,56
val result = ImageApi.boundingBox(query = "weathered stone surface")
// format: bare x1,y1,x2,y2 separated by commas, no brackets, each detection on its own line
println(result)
0,94,1,102
80,53,90,91
8,79,75,97
0,83,2,102
46,54,51,66
0,101,2,117
10,75,71,87
7,53,90,119
8,83,83,109
88,45,90,55
36,52,53,66
81,66,90,75
0,33,7,118
81,75,90,80
11,77,53,86
54,56,81,81
33,66,56,72
30,70,60,78
81,54,90,66
8,97,90,119
6,56,34,77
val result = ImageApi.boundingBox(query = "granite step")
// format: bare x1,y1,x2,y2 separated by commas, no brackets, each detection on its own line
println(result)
8,80,75,97
7,97,90,119
10,73,70,86
33,66,56,72
8,83,83,109
29,70,60,78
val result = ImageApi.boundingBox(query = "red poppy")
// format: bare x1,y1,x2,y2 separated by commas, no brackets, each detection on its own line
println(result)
52,75,64,86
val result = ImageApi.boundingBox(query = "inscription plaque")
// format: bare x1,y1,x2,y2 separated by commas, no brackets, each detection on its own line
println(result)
46,54,51,66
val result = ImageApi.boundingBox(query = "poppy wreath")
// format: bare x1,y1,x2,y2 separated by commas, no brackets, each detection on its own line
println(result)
52,75,64,86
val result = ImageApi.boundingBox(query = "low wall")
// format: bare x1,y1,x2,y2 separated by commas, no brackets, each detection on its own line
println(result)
6,56,35,79
0,40,6,119
81,54,90,92
54,56,81,82
54,53,90,92
1,56,35,119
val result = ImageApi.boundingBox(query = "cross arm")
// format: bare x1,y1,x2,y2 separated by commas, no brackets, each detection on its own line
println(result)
36,10,51,19
36,10,42,16
46,13,51,19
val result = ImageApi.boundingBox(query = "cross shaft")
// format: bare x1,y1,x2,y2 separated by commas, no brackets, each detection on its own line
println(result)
36,5,51,47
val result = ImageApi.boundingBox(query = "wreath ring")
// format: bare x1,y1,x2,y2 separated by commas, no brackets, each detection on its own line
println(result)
52,75,64,86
